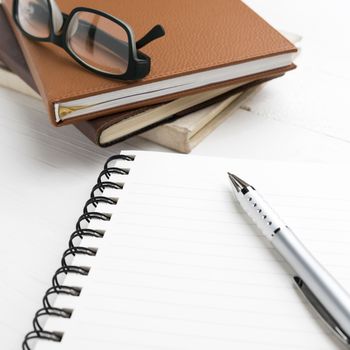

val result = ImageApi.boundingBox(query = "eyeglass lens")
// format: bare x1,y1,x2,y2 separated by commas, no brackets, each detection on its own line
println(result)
66,12,130,75
17,0,51,38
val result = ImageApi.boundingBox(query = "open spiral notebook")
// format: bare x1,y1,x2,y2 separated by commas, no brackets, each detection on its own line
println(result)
22,151,350,350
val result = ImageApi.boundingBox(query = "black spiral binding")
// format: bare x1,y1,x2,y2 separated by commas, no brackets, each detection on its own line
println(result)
22,154,134,350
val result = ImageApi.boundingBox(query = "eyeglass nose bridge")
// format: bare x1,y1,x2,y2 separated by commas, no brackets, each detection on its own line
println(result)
49,12,69,47
48,0,64,34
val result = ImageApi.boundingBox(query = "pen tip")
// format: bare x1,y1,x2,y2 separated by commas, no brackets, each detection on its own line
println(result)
227,172,252,192
227,173,237,186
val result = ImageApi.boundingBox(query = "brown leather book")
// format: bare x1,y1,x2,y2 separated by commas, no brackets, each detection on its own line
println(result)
0,5,281,146
2,0,296,126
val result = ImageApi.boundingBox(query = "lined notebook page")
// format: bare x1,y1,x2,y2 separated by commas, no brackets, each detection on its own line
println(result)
37,151,350,350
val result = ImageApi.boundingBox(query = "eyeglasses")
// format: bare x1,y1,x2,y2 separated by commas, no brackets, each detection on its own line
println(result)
13,0,165,80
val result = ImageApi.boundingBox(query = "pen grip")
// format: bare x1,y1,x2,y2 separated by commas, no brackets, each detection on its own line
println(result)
238,189,286,241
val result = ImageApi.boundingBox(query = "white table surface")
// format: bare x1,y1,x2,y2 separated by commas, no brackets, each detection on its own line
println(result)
1,1,350,349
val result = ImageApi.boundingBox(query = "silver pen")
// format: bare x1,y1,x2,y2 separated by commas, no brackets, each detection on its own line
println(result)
228,172,350,345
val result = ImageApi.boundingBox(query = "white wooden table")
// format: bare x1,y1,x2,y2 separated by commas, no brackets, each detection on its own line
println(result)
1,1,350,349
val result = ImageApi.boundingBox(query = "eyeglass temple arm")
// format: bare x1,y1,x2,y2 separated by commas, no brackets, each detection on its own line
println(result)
136,25,165,50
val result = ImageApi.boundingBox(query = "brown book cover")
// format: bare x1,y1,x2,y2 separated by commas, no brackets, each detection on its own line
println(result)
2,0,296,126
0,5,280,146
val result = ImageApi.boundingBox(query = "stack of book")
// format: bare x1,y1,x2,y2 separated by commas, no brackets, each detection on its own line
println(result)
0,0,297,152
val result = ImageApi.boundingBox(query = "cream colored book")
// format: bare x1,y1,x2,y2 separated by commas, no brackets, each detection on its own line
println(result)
141,87,259,153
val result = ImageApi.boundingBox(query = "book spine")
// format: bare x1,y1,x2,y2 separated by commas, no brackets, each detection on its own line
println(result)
22,154,135,350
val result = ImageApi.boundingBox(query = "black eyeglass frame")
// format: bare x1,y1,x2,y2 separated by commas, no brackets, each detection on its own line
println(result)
12,0,165,80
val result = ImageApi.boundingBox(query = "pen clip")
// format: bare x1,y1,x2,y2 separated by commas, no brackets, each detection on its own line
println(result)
293,276,350,345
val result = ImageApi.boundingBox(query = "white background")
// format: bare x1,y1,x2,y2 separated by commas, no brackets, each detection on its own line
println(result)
1,0,350,349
